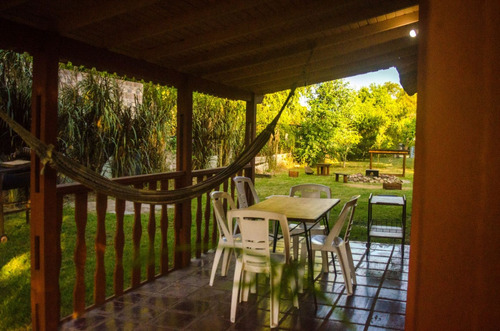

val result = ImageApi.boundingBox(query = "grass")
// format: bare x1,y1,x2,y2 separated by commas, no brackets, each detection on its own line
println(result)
0,156,413,330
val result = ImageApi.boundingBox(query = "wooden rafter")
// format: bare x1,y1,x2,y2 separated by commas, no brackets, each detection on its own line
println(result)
144,1,418,61
184,11,418,75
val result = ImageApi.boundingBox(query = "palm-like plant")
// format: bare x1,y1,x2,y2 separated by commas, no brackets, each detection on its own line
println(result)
0,50,32,158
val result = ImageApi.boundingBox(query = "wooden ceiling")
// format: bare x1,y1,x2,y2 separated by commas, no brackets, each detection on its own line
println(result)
0,0,419,100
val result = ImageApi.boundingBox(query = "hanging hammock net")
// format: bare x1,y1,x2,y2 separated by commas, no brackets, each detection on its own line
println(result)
0,88,295,204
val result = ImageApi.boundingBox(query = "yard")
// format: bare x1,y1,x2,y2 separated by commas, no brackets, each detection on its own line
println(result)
0,156,412,330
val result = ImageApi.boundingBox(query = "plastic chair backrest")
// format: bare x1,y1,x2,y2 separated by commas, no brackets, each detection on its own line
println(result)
342,195,360,243
233,176,260,208
227,209,290,273
210,191,238,242
325,195,360,246
289,184,331,199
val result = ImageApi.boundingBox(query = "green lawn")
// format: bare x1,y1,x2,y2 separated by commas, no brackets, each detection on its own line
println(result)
0,156,413,330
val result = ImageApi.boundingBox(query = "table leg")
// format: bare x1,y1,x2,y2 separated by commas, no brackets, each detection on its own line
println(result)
272,220,280,253
303,226,317,307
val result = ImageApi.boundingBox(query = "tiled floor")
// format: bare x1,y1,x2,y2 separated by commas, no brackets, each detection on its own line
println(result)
61,242,409,330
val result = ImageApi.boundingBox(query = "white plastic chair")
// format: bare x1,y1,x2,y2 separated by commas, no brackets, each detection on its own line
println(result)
233,176,260,208
209,191,241,286
301,195,360,295
228,209,298,328
288,184,332,261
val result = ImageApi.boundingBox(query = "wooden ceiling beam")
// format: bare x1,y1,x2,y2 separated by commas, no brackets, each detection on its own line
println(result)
141,0,367,59
199,16,418,81
0,0,28,12
212,25,418,85
108,0,270,48
250,56,414,94
0,18,252,101
57,0,160,32
236,41,417,91
171,3,418,69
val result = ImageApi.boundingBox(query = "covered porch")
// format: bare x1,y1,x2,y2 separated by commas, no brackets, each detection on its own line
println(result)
0,0,498,330
61,242,409,330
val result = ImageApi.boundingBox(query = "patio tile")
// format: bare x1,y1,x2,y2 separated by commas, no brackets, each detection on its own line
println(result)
171,298,212,314
329,307,371,325
319,320,365,330
351,285,379,298
369,312,406,330
93,318,145,331
336,294,375,310
142,294,180,310
185,312,233,331
373,299,407,315
378,288,407,302
280,314,326,330
382,279,408,291
59,242,409,330
149,310,198,329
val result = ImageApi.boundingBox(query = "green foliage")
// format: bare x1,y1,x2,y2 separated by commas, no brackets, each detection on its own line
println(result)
293,80,416,164
294,81,357,165
0,51,32,157
192,93,246,169
256,88,308,171
58,68,177,178
351,82,417,158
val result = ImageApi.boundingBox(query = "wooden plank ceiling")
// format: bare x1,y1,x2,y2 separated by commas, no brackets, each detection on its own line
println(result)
0,0,419,100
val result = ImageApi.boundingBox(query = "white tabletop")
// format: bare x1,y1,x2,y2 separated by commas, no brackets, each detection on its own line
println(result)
244,196,340,222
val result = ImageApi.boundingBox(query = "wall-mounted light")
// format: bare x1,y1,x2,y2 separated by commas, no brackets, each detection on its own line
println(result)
409,29,418,38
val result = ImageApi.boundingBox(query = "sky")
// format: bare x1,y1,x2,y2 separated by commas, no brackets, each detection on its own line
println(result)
343,67,401,90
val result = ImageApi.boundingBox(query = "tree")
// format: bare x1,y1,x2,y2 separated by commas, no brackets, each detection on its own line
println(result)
294,80,357,165
332,118,361,167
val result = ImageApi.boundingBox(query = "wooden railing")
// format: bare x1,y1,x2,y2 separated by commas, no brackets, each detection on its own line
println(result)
56,166,249,322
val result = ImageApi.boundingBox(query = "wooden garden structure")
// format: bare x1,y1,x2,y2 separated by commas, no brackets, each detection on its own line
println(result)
0,1,498,330
369,149,410,176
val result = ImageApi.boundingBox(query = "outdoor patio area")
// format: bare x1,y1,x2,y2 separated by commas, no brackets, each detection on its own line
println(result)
61,241,409,330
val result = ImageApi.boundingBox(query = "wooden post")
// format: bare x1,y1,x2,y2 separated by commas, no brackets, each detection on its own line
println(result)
244,94,260,203
30,37,61,331
406,0,500,329
402,153,406,177
174,80,193,268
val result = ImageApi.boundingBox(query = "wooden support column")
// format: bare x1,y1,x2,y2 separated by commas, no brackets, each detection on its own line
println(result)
30,37,61,331
174,80,193,268
244,94,261,202
406,0,500,329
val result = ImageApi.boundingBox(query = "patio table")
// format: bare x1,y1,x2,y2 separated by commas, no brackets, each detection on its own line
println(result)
244,196,340,302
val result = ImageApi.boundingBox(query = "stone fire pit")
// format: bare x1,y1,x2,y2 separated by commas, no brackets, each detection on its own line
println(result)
347,173,403,184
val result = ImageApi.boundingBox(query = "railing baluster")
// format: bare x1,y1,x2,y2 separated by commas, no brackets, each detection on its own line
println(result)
230,173,236,201
56,166,251,323
94,193,107,305
203,175,211,254
160,179,169,275
132,183,142,287
223,178,229,214
73,192,87,317
212,184,219,249
147,180,156,281
114,198,125,296
195,175,203,258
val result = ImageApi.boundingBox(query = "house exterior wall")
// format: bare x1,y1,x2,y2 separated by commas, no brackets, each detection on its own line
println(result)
406,0,500,329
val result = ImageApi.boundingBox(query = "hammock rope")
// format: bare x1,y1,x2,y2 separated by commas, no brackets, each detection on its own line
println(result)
0,88,296,204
